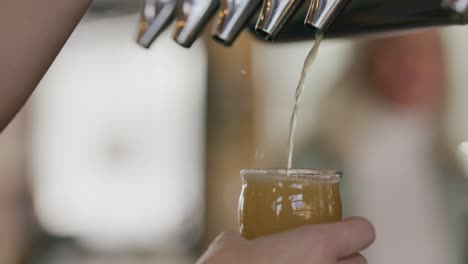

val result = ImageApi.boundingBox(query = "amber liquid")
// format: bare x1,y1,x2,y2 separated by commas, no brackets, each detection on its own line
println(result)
239,175,342,240
287,32,324,169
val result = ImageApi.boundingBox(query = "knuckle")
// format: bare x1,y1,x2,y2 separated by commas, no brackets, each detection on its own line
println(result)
199,233,249,264
201,249,234,264
215,231,242,245
354,254,368,264
347,217,376,242
303,224,326,239
302,225,336,257
208,245,250,264
306,224,334,242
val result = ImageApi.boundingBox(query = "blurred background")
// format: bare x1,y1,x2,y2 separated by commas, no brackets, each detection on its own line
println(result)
1,0,468,263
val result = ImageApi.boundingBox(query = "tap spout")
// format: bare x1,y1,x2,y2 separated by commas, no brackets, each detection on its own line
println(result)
173,0,220,47
255,0,304,40
211,0,262,45
304,0,350,32
138,0,177,48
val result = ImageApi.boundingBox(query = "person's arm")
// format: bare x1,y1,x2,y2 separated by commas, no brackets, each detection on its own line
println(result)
198,217,375,264
0,0,93,132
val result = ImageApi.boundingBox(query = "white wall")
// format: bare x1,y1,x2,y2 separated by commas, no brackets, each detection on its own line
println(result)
31,14,207,251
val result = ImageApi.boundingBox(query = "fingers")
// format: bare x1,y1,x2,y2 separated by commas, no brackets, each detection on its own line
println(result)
338,254,367,264
252,217,375,263
198,219,375,264
331,217,375,258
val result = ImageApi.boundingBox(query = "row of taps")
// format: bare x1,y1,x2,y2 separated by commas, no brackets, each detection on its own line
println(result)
137,0,349,48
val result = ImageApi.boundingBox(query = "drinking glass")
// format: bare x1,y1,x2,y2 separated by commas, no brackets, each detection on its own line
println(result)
239,169,342,239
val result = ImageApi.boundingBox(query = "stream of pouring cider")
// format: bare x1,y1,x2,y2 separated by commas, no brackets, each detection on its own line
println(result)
287,32,324,169
237,32,342,240
202,0,468,243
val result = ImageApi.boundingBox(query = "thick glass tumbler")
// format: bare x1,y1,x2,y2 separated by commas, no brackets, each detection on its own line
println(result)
239,169,342,240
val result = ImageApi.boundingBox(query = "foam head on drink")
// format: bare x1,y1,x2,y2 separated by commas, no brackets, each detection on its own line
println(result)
239,169,342,240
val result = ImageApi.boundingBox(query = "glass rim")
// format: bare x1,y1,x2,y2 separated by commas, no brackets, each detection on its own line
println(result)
240,169,342,182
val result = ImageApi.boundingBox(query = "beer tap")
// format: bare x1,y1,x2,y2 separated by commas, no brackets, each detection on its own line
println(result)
137,0,468,48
